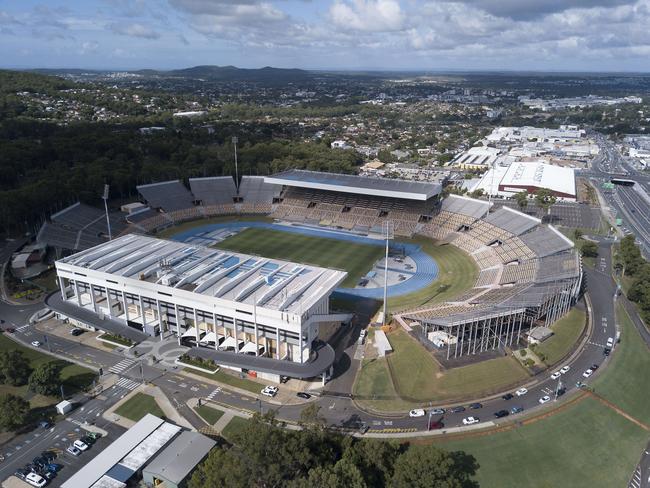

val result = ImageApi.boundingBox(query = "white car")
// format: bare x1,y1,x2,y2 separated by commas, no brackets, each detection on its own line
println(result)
73,439,89,451
261,386,278,397
606,337,614,348
538,395,551,404
560,365,570,374
515,388,528,396
66,445,80,456
462,416,480,425
550,371,561,380
409,409,426,418
25,472,47,488
31,340,42,347
582,369,593,378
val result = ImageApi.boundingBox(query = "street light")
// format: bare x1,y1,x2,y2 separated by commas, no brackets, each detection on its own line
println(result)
382,221,394,326
232,136,239,193
102,184,112,240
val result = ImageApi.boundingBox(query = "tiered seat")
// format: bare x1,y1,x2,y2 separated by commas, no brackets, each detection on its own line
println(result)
494,236,536,264
475,268,500,287
168,207,202,223
472,247,501,269
500,260,538,284
467,221,512,245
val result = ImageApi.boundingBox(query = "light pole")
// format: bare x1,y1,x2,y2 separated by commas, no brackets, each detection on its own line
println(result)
554,377,562,402
382,220,394,327
232,136,239,193
102,184,112,240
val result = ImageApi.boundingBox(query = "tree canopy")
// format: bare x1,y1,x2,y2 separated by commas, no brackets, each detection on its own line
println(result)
0,393,30,431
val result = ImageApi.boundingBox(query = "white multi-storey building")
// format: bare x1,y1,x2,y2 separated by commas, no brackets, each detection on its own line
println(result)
47,234,347,381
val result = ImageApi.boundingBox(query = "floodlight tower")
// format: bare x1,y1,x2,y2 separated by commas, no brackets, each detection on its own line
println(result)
382,220,394,327
102,184,112,240
232,136,239,193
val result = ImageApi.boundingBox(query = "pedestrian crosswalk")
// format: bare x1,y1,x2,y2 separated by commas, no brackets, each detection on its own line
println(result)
206,387,222,401
114,377,140,391
628,466,641,488
109,359,137,374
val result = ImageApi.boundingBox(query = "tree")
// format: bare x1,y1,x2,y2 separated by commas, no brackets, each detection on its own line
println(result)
470,188,485,199
0,350,32,386
0,393,30,431
581,241,598,258
534,188,557,217
514,190,528,210
299,403,325,429
188,447,249,488
295,458,366,488
573,228,583,241
390,446,479,488
28,362,61,396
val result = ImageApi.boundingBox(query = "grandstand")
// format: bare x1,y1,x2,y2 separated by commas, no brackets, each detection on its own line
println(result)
397,200,581,360
137,180,195,212
38,202,128,252
238,176,282,214
189,177,237,206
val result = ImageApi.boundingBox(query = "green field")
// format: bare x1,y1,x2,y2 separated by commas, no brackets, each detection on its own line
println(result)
592,303,650,424
433,397,647,488
0,334,95,406
215,227,384,287
533,308,586,366
115,392,165,422
424,300,650,488
221,416,250,441
194,404,224,425
354,330,529,411
387,237,478,312
157,215,273,239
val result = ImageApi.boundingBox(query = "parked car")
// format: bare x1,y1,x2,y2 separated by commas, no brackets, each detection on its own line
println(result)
462,416,480,425
86,432,102,441
591,364,599,370
25,472,47,488
431,408,446,415
538,395,551,404
46,464,62,473
70,328,84,336
73,439,89,451
40,452,56,462
450,406,466,413
550,371,561,380
559,365,570,374
501,393,514,401
296,392,311,400
494,410,509,418
66,445,80,456
31,340,42,347
606,337,614,348
582,369,593,378
469,403,483,410
14,468,29,480
603,348,611,356
261,386,278,397
510,406,524,414
358,421,369,434
409,409,426,418
38,421,51,429
428,419,444,430
515,388,528,396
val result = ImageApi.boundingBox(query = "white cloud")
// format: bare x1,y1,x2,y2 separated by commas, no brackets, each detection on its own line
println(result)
329,0,405,32
110,22,160,39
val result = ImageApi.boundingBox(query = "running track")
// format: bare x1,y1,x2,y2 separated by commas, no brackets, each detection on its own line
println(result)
171,222,438,298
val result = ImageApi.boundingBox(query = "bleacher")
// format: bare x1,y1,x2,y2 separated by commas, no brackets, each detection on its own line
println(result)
137,180,195,212
519,226,574,258
500,260,538,285
189,177,238,206
39,202,129,252
483,207,540,236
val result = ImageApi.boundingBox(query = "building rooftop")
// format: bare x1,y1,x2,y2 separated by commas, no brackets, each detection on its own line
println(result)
265,169,441,201
58,234,347,314
143,431,216,484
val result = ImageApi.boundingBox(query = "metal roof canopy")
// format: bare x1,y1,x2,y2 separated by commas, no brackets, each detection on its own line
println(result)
265,169,441,201
61,414,165,488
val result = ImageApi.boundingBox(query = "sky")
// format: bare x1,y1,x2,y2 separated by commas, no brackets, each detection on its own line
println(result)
1,0,650,72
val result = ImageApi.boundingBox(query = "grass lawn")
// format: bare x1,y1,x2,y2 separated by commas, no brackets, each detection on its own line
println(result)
215,227,384,287
0,334,96,398
592,303,650,424
157,215,273,239
221,416,250,441
533,308,586,366
194,404,224,425
185,368,264,395
353,330,529,411
432,397,647,488
115,393,165,422
387,237,478,312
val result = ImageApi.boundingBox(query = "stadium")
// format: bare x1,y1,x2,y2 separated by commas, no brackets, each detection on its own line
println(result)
43,169,583,384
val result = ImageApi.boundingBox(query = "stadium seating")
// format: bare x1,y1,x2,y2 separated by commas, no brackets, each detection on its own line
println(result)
137,180,195,212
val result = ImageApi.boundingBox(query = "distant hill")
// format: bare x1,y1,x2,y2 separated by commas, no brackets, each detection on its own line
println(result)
148,65,314,83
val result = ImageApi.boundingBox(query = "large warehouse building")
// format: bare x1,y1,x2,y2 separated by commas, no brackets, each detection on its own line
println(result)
47,233,347,381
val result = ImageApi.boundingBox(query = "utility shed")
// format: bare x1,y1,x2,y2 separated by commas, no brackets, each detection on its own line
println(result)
142,432,216,488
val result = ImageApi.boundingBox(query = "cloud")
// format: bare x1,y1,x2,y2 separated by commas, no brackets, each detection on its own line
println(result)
79,40,99,54
329,0,405,32
454,0,637,20
110,22,161,39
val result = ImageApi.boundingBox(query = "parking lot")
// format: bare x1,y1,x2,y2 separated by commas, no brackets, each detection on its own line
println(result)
0,415,124,487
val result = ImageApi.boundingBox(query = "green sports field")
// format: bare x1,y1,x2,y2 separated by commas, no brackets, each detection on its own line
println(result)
214,227,384,288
